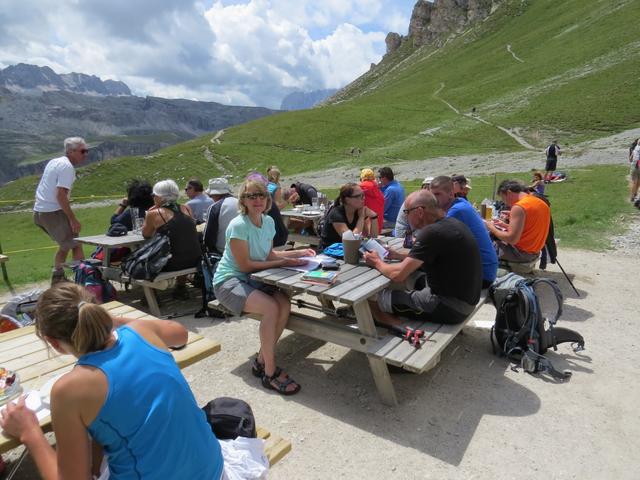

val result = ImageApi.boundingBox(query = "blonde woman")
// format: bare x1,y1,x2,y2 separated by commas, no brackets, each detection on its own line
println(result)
266,166,295,210
0,284,223,479
213,178,314,395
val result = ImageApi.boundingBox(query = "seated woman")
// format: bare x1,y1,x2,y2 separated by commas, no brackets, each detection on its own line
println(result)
0,283,223,479
142,179,201,298
529,171,545,195
111,179,154,230
213,178,314,395
319,183,379,250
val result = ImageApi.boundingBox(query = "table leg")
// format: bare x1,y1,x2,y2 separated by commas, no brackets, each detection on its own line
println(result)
352,301,398,406
103,248,111,269
142,286,162,318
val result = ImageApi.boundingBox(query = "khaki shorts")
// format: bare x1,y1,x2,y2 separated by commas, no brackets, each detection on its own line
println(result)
34,210,77,250
630,164,640,181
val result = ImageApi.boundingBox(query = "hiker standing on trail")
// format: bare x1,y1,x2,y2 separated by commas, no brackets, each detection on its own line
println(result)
628,138,640,202
33,137,87,285
544,140,561,182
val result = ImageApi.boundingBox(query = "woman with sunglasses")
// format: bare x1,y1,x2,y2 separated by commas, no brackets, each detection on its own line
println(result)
0,283,223,479
213,179,314,395
319,182,379,250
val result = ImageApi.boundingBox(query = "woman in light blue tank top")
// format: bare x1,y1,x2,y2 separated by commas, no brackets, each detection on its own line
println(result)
0,284,223,479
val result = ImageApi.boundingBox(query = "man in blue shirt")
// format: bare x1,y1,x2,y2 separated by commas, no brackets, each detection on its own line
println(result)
184,178,214,223
430,176,498,288
378,166,405,229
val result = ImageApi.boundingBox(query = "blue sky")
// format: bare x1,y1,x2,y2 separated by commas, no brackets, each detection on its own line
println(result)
0,0,417,108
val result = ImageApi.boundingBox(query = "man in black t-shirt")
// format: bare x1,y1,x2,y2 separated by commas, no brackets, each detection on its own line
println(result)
364,190,482,326
289,182,318,205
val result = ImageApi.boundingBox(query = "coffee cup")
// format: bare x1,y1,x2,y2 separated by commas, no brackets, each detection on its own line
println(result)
343,238,361,265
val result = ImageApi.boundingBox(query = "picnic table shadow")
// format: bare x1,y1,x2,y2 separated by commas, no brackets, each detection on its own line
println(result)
230,327,551,466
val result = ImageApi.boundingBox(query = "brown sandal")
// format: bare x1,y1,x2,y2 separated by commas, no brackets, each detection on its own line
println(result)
261,370,301,396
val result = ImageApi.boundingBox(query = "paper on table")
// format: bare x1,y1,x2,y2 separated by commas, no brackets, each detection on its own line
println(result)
1,390,51,421
281,254,335,273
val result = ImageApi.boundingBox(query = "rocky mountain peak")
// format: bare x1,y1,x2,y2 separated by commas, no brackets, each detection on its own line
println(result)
0,63,131,96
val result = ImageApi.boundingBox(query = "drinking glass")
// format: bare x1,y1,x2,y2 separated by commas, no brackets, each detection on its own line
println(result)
311,197,319,209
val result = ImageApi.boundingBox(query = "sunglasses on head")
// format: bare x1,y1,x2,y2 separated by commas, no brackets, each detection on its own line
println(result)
243,192,267,200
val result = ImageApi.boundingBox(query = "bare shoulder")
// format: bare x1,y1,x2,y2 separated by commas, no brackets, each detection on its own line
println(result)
52,366,106,404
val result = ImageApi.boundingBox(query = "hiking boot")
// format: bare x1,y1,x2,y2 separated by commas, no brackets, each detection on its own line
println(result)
51,269,68,285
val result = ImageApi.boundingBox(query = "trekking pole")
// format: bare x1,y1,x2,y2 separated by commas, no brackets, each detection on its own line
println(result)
491,173,497,201
554,258,580,297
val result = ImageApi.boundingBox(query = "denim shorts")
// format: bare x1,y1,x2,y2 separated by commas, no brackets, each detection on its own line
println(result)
213,276,277,316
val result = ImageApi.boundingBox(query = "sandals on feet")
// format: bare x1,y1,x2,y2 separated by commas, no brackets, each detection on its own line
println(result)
261,370,301,396
251,356,286,380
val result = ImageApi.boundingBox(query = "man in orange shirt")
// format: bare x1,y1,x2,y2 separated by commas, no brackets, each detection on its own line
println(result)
485,179,550,263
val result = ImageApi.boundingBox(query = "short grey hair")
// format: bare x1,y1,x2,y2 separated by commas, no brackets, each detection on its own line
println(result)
64,137,87,153
152,179,180,203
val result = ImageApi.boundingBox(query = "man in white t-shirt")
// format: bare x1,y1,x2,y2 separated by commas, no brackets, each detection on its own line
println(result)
33,137,88,283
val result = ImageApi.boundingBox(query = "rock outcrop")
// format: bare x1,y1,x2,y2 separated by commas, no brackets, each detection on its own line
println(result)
409,0,497,47
385,32,403,55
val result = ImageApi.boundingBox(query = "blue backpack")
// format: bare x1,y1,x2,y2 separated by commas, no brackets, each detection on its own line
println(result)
73,262,116,304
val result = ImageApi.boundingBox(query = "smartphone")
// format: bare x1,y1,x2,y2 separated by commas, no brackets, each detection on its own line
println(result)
321,261,339,271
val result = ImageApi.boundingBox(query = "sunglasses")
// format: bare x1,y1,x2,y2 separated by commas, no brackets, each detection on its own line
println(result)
79,149,89,154
184,186,193,192
348,193,364,199
243,192,267,200
402,205,425,215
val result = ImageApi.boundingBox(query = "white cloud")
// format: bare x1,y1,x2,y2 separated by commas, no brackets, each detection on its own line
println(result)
0,0,414,108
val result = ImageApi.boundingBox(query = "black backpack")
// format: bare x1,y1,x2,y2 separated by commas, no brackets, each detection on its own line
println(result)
201,397,257,440
121,233,171,281
489,273,585,381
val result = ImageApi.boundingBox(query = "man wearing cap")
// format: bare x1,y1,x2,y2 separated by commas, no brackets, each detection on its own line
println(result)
378,167,405,229
185,178,214,223
33,137,88,284
430,176,498,288
203,178,239,254
451,175,472,199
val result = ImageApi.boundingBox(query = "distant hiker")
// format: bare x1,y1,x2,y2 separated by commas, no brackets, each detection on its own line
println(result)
33,137,88,284
184,178,213,223
629,138,640,202
350,146,361,156
359,168,384,231
378,167,405,229
544,140,561,182
451,174,472,200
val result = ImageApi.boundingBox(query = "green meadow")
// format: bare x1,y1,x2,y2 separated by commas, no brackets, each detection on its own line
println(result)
1,164,636,292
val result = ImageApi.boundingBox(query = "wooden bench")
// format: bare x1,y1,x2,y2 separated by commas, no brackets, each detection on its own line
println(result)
368,290,490,373
257,427,292,466
127,267,198,317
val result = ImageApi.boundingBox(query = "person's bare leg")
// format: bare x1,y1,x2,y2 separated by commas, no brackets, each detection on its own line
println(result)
54,247,70,270
368,298,402,327
71,244,85,262
273,291,291,341
243,289,298,392
630,178,639,201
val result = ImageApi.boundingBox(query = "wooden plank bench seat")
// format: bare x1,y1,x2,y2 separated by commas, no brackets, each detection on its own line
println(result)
126,267,198,317
368,290,490,373
257,427,292,466
0,254,8,263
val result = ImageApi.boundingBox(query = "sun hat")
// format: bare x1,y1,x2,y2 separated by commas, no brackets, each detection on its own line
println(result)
422,176,435,186
360,168,375,181
206,178,233,195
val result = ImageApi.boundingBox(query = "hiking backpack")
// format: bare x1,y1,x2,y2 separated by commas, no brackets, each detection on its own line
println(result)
73,262,116,304
121,233,171,281
489,273,585,381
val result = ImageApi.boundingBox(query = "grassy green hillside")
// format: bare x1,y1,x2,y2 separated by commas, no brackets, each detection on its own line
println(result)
1,0,639,205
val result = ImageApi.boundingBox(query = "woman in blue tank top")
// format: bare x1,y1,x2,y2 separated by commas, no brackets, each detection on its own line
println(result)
0,284,223,479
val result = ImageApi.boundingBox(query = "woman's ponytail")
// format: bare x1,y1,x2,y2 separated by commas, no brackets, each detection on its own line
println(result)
71,302,113,355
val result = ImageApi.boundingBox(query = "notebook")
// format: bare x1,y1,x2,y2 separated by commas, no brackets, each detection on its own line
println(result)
301,269,339,285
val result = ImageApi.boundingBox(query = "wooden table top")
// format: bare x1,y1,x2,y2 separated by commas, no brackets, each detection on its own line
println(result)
0,301,220,453
75,232,146,248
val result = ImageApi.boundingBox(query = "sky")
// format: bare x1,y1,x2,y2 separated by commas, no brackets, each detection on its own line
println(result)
0,0,417,108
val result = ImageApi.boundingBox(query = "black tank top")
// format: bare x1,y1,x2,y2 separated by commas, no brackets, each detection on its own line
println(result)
157,207,201,271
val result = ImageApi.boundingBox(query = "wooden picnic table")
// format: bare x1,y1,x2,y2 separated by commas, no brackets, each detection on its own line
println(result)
0,301,221,454
280,209,323,247
247,235,490,406
75,232,146,280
